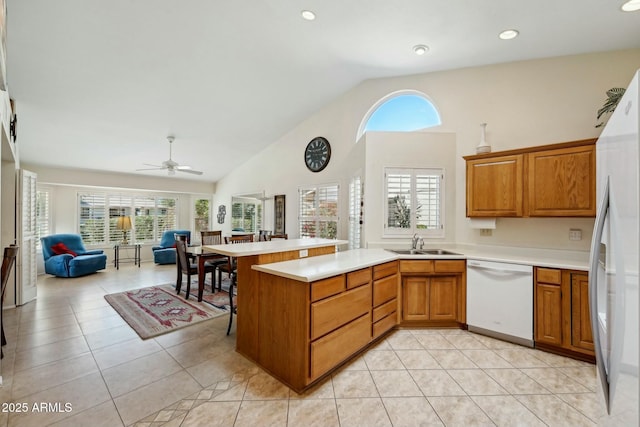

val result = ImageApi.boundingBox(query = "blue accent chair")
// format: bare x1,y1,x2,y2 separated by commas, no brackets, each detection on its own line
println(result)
41,234,107,278
152,230,191,264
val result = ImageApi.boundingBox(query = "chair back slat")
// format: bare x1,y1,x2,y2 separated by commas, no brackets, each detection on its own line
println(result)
201,230,223,245
225,235,254,244
268,234,288,240
174,235,192,274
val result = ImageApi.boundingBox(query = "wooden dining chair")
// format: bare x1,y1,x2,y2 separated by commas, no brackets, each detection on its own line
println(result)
220,234,254,335
175,236,215,300
1,245,19,359
268,233,288,240
200,231,228,291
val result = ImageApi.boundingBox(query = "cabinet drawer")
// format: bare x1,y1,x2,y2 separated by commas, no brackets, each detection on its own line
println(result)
373,275,397,307
373,312,396,339
347,268,371,289
373,298,396,323
434,260,465,273
310,314,371,379
311,275,345,302
373,261,398,280
311,284,371,340
537,268,561,285
400,260,434,273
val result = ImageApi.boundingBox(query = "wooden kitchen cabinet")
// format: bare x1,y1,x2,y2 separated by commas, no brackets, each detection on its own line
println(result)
465,154,524,217
534,267,594,360
254,259,399,393
464,139,596,218
400,260,465,327
527,145,596,217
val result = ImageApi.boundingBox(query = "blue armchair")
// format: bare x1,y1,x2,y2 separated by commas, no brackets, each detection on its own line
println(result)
41,234,107,278
152,230,191,264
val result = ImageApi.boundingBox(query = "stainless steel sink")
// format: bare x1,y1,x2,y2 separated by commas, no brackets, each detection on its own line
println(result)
420,249,461,255
389,249,461,256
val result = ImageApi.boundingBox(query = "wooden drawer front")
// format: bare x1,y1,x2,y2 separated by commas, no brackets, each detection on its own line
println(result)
399,260,434,273
310,314,371,379
311,284,371,340
373,275,398,307
347,268,372,289
373,261,398,280
434,260,465,273
373,298,396,323
373,312,397,339
311,275,345,302
537,268,561,285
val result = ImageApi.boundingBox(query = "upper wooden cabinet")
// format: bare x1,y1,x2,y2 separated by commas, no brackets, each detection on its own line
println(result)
527,145,596,217
464,139,596,218
466,154,524,217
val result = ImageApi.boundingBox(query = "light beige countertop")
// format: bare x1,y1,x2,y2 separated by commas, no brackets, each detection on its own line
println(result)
252,244,589,282
252,248,397,282
201,238,348,257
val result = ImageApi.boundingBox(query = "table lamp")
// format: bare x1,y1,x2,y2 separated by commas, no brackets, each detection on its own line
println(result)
116,216,132,244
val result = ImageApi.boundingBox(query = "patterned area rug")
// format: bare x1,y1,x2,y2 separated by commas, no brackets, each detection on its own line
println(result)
188,277,237,311
105,285,228,339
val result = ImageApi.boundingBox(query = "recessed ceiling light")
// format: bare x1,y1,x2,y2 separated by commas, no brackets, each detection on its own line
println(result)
413,45,429,55
621,0,640,11
498,29,519,40
301,10,316,21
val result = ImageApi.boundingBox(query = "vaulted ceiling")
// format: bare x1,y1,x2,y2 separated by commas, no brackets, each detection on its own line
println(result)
7,1,640,181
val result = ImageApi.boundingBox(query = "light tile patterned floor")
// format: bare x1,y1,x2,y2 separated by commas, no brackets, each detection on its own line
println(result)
0,263,604,426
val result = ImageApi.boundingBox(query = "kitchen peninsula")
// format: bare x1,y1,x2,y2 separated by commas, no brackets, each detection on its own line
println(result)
250,248,400,392
201,238,348,362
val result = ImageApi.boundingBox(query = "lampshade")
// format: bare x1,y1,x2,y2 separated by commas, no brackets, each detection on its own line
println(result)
116,216,132,231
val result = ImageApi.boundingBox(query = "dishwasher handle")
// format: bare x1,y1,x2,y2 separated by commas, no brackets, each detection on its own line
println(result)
467,261,532,275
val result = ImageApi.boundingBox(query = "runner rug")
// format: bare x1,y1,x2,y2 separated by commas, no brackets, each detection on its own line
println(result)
104,285,227,339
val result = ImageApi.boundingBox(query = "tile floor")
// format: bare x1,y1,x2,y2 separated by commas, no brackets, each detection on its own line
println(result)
0,263,605,427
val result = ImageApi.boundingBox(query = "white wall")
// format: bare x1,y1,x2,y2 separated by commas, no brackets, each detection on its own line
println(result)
215,49,640,252
363,131,456,247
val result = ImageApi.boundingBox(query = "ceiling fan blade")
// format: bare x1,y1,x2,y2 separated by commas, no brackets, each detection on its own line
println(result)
175,166,202,175
136,167,166,171
142,163,165,168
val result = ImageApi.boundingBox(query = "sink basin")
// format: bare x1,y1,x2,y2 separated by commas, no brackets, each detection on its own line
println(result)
420,249,461,256
389,249,461,256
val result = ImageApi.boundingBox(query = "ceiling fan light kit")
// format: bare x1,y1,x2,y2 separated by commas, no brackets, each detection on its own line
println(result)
136,136,203,176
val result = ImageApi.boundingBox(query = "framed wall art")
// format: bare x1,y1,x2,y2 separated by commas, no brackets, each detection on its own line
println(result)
274,194,285,234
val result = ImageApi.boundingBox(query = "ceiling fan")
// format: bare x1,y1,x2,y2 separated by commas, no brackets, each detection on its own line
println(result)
137,136,203,176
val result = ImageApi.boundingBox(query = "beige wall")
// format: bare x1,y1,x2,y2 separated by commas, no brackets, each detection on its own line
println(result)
215,49,640,251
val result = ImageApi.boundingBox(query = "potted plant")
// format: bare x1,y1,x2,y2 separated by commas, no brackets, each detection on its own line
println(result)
596,87,626,128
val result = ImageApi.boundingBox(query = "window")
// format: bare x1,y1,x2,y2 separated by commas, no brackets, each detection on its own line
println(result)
78,192,178,245
358,91,441,140
348,176,363,249
194,198,211,242
231,201,262,232
299,184,339,239
35,188,51,248
384,168,444,237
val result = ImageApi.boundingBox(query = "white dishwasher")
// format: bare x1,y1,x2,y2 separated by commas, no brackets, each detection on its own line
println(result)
466,259,534,347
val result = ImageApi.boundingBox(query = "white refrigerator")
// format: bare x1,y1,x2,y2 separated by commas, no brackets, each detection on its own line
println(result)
590,69,639,426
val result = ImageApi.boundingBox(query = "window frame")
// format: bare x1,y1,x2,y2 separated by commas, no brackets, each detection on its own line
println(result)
298,183,340,239
78,191,179,246
383,167,444,238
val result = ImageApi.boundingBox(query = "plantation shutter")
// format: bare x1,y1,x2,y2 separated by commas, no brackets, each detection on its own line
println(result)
79,193,106,244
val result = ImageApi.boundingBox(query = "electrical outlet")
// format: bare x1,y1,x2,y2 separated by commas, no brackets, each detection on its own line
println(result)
569,229,582,241
480,229,492,236
299,249,308,258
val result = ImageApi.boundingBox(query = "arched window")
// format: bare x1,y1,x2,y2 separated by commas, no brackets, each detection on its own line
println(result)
357,91,441,140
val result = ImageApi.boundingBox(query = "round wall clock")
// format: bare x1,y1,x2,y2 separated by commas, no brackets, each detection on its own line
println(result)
304,136,331,172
